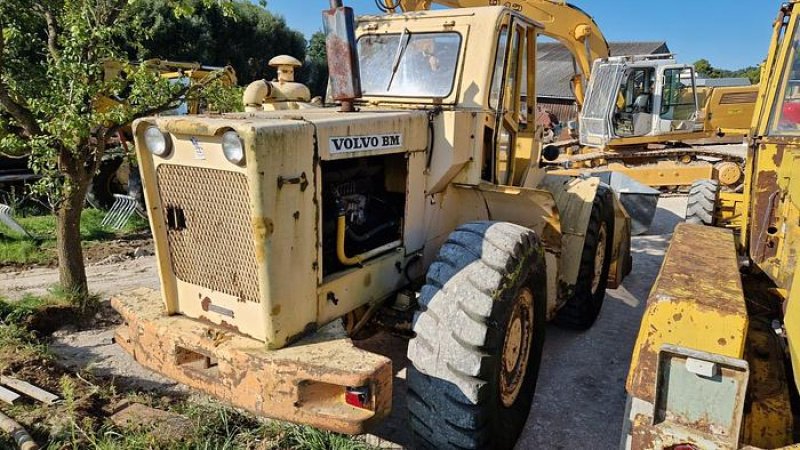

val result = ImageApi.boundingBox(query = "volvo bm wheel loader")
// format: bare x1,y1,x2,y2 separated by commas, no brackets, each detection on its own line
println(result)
112,2,634,448
622,2,800,449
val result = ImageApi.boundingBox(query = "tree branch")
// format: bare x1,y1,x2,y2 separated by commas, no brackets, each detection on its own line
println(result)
109,70,226,134
42,7,61,62
0,21,43,138
98,0,127,28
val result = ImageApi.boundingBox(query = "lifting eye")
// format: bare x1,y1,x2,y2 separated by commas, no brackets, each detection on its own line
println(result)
165,205,187,231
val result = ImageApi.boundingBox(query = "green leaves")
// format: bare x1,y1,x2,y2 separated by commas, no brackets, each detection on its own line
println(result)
692,58,761,84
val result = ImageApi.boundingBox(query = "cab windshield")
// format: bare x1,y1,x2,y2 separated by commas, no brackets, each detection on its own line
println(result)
357,31,461,98
769,18,800,135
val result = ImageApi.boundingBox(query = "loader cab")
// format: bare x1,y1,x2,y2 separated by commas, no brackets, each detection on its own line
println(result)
483,13,538,186
354,7,544,188
580,57,701,147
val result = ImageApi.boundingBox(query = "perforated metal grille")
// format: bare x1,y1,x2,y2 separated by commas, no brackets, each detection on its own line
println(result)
156,164,261,303
580,62,627,147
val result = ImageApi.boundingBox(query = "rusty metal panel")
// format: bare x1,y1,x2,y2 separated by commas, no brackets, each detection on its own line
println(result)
112,288,392,435
323,6,362,102
626,223,748,404
156,165,261,304
653,346,748,446
629,346,749,450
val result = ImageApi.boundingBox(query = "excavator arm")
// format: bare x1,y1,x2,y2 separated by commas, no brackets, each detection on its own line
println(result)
391,0,609,106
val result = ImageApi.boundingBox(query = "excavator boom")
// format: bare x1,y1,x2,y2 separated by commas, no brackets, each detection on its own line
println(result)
394,0,609,105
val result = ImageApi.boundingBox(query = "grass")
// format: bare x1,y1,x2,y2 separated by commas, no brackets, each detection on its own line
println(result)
0,208,149,266
0,295,380,450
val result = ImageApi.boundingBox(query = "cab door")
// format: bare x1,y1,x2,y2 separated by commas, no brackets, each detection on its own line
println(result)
484,15,536,186
653,64,700,135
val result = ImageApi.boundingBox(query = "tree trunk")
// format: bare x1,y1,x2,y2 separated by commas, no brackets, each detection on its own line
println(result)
56,179,90,298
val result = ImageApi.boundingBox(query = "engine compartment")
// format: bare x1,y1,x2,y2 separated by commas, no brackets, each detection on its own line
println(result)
321,153,407,277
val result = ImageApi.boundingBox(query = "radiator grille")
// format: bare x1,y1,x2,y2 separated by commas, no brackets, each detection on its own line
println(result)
156,164,261,303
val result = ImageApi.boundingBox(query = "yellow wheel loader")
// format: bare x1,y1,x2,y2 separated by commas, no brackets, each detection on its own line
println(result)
112,1,639,448
622,2,800,448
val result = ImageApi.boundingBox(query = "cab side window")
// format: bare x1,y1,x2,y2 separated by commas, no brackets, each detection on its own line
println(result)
483,19,534,185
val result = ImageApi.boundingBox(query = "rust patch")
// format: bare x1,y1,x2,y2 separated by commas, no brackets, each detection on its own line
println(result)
201,297,211,312
253,216,275,264
110,288,393,435
718,337,728,346
751,170,780,263
772,143,785,166
672,313,682,322
363,272,372,287
271,305,282,316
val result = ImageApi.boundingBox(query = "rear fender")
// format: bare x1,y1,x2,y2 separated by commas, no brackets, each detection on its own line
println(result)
539,174,631,299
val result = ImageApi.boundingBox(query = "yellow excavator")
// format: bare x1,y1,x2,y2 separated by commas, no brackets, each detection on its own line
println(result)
396,0,758,194
91,60,237,209
623,2,800,448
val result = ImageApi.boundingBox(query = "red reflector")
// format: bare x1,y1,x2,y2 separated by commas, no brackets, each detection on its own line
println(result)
345,386,370,409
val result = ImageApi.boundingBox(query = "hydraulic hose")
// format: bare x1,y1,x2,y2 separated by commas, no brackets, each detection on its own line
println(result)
336,214,400,266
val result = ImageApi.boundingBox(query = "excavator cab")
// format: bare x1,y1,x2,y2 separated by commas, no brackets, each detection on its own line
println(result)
581,56,700,147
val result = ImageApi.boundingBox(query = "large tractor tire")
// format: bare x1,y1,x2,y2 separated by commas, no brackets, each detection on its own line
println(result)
554,186,614,330
407,222,546,450
685,179,719,226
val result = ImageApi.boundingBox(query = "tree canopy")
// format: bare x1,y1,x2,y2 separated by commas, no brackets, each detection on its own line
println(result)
124,0,307,85
303,31,329,98
693,58,761,84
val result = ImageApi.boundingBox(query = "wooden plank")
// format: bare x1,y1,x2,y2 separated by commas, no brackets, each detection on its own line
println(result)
0,377,59,405
0,385,20,405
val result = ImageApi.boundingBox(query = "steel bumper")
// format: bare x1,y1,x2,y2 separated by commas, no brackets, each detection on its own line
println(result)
111,288,392,434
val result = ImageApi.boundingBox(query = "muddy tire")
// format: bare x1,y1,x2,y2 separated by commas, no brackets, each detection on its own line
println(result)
554,186,614,330
685,179,719,226
407,222,546,450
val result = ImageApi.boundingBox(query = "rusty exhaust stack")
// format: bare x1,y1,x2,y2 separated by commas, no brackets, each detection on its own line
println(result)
323,0,362,112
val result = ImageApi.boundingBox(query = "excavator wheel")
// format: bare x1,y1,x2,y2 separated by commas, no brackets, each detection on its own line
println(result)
407,222,546,450
685,179,719,226
554,185,614,330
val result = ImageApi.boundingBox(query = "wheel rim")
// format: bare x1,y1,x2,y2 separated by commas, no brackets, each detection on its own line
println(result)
591,223,608,295
500,287,535,408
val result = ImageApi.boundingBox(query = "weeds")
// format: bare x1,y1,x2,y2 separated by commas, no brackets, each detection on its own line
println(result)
0,300,379,450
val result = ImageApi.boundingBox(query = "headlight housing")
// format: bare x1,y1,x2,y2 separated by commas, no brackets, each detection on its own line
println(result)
222,130,246,166
143,126,171,157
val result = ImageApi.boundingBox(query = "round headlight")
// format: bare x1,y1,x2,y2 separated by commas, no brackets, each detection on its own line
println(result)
222,130,245,166
143,126,171,156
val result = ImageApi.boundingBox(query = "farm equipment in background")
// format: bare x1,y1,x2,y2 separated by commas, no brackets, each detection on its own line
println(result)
111,1,642,448
0,60,237,228
90,60,238,211
622,2,800,448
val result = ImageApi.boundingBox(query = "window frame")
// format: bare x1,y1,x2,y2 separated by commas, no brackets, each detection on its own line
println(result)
768,16,800,136
356,31,464,99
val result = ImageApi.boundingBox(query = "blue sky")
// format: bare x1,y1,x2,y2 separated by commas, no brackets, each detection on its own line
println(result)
265,0,777,70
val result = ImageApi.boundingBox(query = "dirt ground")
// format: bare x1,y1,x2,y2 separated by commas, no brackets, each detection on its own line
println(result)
0,249,159,300
0,197,687,449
